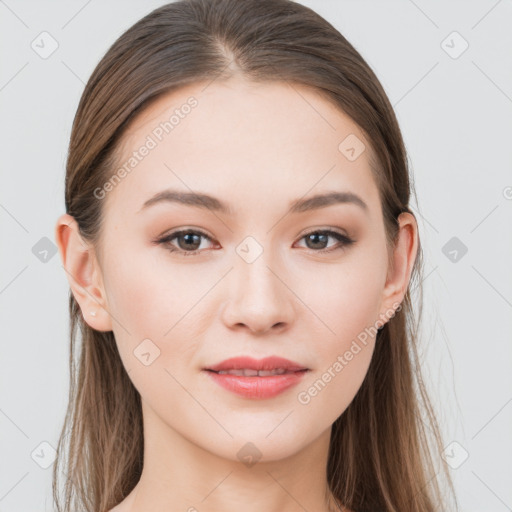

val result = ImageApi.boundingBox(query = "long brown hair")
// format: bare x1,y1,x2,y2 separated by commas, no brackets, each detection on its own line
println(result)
53,1,458,510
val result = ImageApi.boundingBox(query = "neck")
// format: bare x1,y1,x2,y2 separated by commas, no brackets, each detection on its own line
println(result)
122,400,341,512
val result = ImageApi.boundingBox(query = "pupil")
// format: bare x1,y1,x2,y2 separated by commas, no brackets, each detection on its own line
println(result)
307,233,327,249
180,233,200,250
176,232,330,251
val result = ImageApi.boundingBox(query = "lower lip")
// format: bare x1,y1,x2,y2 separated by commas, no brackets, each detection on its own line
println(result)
204,370,308,399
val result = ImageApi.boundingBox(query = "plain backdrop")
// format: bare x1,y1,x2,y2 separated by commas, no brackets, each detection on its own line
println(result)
1,1,511,510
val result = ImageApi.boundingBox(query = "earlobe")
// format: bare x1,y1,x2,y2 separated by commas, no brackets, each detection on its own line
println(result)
54,213,112,332
379,212,419,323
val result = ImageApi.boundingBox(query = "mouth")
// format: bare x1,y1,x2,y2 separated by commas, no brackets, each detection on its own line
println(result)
204,355,309,373
202,356,310,399
205,368,308,377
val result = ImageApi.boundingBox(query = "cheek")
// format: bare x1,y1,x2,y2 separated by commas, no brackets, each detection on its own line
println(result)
101,241,233,392
103,243,215,335
291,249,386,421
303,251,386,346
323,274,382,342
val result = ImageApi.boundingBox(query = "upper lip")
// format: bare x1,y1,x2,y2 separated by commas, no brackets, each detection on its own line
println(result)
204,356,308,372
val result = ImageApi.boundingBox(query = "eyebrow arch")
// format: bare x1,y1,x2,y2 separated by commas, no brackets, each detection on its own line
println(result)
289,191,368,214
138,189,368,215
139,189,231,215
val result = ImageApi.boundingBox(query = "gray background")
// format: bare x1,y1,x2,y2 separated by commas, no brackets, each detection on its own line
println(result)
1,0,511,510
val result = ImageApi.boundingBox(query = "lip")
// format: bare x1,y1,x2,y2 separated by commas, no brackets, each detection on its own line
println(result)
203,356,309,399
205,356,308,373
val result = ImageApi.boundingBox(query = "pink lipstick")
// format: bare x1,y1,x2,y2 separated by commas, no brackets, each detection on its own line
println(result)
203,356,309,399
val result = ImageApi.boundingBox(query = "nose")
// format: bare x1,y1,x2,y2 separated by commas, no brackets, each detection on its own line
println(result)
220,250,295,335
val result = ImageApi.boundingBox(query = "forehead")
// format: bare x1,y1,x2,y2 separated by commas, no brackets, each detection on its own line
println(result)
104,78,381,220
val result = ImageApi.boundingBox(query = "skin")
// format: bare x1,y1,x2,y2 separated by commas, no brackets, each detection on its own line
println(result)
55,76,418,512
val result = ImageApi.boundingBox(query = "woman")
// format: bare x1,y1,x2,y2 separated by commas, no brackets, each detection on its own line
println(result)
53,0,458,511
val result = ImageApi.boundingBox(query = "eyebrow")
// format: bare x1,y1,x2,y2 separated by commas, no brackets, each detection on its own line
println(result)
138,189,368,215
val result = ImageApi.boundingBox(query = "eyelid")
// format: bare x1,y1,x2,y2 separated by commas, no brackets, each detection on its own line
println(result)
155,227,215,247
155,226,214,243
156,226,354,256
293,228,354,251
296,225,350,239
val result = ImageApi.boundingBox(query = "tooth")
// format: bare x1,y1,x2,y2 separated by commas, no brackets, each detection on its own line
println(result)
215,368,291,376
229,369,247,376
258,369,287,376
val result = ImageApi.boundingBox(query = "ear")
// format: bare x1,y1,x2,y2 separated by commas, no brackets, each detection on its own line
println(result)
55,213,112,332
378,212,419,325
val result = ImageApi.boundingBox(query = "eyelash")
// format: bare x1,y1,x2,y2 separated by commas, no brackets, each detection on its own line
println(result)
155,228,355,257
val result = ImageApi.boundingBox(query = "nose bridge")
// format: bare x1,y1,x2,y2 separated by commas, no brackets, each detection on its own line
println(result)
237,247,279,298
222,235,294,332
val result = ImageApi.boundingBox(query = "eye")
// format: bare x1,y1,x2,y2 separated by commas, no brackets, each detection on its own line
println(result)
295,229,354,253
155,229,216,256
155,228,355,257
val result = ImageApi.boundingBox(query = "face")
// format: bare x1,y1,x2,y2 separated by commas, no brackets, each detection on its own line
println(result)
67,77,409,463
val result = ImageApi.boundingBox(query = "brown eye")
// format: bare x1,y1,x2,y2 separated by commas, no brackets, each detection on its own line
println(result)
174,232,202,251
304,232,329,250
156,229,215,256
297,230,354,253
155,228,354,257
